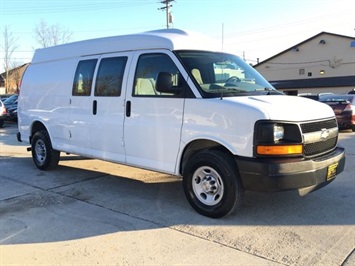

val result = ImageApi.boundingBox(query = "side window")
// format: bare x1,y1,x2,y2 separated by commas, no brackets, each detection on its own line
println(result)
133,53,182,97
95,57,127,96
72,59,97,96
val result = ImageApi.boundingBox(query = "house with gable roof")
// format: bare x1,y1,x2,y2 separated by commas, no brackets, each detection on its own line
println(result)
254,32,355,95
0,63,29,94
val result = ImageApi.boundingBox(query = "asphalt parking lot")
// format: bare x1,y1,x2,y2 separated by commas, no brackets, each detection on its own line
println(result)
1,121,354,265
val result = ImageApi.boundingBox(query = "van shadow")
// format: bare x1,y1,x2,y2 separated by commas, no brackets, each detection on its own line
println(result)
0,121,20,143
1,155,353,245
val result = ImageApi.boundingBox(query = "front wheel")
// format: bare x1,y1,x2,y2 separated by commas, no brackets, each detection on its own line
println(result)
31,130,60,170
183,150,244,218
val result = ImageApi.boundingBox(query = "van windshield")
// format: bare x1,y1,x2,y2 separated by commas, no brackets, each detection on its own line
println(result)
175,50,281,98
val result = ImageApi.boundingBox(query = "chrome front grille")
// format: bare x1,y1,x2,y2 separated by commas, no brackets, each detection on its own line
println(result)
300,118,337,133
304,136,338,156
300,118,338,157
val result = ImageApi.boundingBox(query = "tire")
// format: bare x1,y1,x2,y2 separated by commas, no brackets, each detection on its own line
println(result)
183,150,244,218
31,130,60,170
0,120,4,127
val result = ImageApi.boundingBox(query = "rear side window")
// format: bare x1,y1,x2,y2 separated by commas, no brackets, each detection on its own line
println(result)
72,59,97,96
95,57,127,96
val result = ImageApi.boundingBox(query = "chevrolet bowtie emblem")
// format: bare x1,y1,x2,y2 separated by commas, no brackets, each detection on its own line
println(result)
320,128,330,140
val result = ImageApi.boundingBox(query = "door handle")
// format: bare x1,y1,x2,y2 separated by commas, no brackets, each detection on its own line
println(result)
93,100,97,115
126,100,131,117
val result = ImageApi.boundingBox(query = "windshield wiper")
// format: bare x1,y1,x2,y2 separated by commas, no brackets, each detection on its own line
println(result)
255,87,273,91
255,87,283,95
209,84,247,93
224,87,248,93
217,87,249,100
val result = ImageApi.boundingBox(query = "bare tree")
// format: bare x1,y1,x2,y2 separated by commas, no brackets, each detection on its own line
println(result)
34,19,72,48
1,25,18,94
9,61,28,93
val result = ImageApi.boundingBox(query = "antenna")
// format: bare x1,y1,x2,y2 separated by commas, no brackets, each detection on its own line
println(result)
222,23,224,51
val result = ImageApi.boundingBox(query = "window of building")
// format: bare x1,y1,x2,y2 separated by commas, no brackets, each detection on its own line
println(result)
308,72,312,77
72,59,97,96
95,57,127,96
299,69,305,75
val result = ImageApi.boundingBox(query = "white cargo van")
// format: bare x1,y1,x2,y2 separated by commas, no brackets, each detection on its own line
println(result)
18,29,345,218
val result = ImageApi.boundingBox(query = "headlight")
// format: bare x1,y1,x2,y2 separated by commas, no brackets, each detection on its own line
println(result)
254,121,303,157
273,125,284,141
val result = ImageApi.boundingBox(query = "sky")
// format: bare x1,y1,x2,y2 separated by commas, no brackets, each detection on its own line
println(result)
0,0,354,73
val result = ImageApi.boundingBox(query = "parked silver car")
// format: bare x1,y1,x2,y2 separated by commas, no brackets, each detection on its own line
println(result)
0,100,8,127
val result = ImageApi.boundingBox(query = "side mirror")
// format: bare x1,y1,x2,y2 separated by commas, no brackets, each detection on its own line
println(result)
156,72,181,94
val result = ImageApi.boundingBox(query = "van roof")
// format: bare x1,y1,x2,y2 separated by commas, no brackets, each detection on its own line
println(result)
31,29,220,64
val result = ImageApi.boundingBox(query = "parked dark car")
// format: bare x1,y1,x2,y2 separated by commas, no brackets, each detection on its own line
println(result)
0,100,8,127
298,93,333,101
320,94,355,131
3,94,18,108
0,94,14,101
6,105,17,121
3,94,18,121
298,94,320,101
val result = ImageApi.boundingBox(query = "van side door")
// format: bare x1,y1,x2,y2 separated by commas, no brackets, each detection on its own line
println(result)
123,51,193,174
88,53,131,162
69,53,131,161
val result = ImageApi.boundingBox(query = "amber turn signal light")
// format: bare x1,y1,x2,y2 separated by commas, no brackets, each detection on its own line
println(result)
257,145,303,155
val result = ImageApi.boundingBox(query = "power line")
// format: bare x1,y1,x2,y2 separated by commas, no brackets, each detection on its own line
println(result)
221,8,355,41
1,1,155,15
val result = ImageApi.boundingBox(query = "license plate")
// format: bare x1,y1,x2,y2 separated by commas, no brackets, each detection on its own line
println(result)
326,163,338,181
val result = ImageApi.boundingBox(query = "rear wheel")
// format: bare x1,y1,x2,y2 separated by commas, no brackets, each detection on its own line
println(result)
31,130,60,170
183,150,244,218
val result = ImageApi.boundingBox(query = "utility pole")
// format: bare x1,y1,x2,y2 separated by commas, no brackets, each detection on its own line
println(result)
158,0,174,29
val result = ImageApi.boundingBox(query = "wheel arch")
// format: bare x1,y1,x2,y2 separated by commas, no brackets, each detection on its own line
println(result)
179,139,236,176
181,145,245,218
30,120,49,144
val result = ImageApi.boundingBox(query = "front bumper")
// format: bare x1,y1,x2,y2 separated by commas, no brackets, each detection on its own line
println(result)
236,147,346,194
